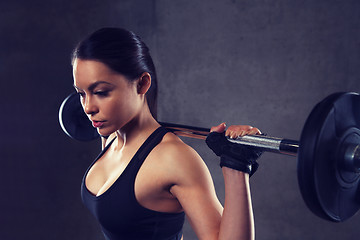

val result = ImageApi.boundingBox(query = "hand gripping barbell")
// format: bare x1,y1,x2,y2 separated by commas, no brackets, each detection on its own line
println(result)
59,91,360,222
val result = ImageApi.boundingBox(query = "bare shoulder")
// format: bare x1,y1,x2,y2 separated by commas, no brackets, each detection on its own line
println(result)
149,132,223,238
149,132,213,185
154,132,203,165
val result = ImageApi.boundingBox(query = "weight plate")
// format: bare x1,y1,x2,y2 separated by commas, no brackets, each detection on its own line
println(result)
59,92,100,141
298,92,360,222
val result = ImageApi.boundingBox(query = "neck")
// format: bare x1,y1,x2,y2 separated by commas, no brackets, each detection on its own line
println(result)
115,104,160,149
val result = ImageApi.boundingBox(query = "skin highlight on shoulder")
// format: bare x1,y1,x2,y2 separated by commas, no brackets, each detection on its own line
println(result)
148,132,216,190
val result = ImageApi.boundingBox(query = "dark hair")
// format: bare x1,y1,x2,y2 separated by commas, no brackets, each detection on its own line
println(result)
72,27,158,119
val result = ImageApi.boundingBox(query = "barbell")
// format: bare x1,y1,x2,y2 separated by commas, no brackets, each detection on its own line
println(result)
59,91,360,222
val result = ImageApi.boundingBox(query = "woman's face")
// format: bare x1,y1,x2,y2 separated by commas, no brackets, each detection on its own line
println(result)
73,59,143,136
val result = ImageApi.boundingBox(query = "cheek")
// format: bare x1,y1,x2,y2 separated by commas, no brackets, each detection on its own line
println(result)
103,97,136,120
99,85,140,122
102,99,122,116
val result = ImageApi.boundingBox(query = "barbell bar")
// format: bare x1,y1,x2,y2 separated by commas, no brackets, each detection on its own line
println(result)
58,91,360,222
159,122,299,156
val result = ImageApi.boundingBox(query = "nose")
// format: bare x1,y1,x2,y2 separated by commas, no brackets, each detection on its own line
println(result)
82,95,98,116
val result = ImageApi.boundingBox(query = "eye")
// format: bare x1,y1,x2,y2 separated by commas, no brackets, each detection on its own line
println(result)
94,91,109,97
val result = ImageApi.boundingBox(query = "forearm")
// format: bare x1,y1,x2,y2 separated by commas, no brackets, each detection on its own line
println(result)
218,167,254,240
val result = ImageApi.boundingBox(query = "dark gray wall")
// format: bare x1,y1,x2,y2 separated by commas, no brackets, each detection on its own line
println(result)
1,0,359,239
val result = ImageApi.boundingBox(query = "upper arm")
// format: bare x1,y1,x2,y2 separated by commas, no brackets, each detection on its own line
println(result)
165,143,223,239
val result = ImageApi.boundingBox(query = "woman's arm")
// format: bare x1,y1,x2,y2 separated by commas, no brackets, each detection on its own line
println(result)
219,168,254,239
168,123,259,240
212,123,260,239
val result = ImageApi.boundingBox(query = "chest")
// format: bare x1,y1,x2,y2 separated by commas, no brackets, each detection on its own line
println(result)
81,151,185,239
84,147,180,212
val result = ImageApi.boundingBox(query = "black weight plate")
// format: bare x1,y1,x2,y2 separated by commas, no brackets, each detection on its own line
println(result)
298,92,360,222
59,92,100,141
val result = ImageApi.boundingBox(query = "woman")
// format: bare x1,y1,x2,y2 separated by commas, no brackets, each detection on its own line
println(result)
72,27,262,240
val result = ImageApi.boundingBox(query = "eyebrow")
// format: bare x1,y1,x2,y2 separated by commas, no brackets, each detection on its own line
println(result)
73,81,115,91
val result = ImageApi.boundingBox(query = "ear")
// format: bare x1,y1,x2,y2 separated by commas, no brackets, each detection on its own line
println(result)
137,72,151,95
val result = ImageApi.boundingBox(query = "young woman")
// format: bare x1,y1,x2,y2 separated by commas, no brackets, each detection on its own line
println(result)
72,27,262,240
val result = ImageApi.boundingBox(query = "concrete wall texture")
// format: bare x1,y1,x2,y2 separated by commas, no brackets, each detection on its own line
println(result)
1,0,359,239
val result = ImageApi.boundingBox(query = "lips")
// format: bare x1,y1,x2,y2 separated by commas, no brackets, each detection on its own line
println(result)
92,120,105,128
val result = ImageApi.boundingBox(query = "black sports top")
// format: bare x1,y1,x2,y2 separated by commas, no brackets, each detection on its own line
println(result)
81,127,185,240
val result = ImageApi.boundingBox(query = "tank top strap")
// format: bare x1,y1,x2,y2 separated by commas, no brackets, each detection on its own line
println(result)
133,126,169,167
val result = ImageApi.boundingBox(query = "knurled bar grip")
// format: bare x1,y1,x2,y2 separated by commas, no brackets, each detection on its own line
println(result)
159,122,299,156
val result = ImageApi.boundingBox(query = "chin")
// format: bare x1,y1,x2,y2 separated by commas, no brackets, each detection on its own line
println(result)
97,128,115,137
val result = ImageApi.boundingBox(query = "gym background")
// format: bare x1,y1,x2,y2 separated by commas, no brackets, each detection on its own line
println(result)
1,0,359,239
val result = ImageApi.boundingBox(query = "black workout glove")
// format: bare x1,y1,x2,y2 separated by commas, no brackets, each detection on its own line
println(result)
206,131,263,177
